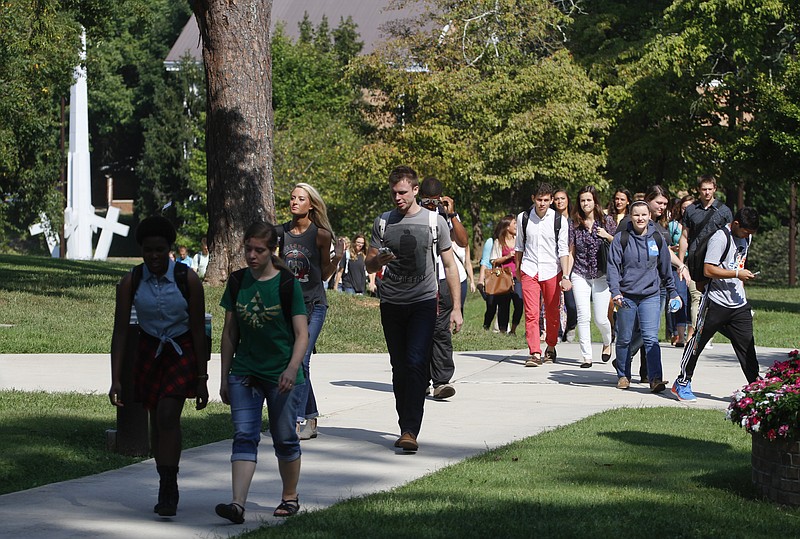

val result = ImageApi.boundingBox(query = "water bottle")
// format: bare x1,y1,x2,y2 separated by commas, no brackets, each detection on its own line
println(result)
669,298,682,313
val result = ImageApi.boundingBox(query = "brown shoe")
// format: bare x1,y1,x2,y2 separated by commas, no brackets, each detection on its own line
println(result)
544,346,557,363
650,379,667,393
525,353,542,367
395,432,418,451
616,377,630,390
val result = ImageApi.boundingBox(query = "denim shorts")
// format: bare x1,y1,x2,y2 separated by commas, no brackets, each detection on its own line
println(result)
227,374,301,462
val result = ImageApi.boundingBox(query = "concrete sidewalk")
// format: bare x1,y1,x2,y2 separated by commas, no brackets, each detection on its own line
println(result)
0,343,789,538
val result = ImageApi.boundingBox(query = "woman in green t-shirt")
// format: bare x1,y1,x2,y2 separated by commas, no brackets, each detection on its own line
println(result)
215,222,309,523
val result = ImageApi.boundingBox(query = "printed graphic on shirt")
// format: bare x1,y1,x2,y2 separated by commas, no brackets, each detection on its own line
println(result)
729,245,747,270
284,243,312,283
383,224,431,284
647,239,659,256
237,292,282,329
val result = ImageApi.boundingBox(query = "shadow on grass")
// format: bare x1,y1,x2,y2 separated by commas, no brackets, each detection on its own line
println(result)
0,254,129,297
0,408,232,495
749,298,800,314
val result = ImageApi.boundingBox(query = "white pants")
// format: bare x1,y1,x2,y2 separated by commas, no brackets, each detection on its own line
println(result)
571,273,613,361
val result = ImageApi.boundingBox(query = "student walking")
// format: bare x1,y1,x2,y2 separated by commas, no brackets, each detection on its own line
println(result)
567,186,616,368
365,165,463,451
109,216,208,517
607,201,681,392
672,208,761,402
277,183,345,440
215,222,309,523
515,183,571,366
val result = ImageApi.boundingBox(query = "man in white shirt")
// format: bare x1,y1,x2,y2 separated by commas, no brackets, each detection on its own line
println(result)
515,183,571,366
191,238,210,280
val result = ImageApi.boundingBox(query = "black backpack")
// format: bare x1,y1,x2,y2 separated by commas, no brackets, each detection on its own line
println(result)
521,206,563,258
685,201,730,287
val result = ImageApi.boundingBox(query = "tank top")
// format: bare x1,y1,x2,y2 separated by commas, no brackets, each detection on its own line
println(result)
281,221,328,311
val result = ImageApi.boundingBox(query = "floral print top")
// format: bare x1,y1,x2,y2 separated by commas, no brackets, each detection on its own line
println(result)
569,214,617,280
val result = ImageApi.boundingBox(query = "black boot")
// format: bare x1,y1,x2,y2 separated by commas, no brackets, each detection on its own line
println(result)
154,465,179,516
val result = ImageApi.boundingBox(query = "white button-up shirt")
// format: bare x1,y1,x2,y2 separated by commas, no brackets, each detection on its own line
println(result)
514,207,568,281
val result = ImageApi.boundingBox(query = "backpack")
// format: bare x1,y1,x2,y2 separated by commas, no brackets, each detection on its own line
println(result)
618,228,664,270
227,266,297,334
521,206,563,258
685,202,728,286
378,208,439,268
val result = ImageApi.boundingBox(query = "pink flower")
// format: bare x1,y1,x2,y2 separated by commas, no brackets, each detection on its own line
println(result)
767,429,777,441
779,425,790,436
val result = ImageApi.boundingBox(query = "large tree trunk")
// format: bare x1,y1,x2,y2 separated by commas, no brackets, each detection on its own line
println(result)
193,1,274,285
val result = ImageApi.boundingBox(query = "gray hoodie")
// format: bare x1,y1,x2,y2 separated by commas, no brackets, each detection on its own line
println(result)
607,221,676,299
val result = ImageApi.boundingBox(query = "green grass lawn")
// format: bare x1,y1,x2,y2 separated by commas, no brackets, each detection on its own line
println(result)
1,254,797,353
242,408,797,538
2,254,799,536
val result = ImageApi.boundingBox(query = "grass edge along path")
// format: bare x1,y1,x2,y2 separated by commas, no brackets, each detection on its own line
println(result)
241,407,798,539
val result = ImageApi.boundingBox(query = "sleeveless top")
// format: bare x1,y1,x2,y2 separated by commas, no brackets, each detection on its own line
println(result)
281,221,328,311
134,260,190,356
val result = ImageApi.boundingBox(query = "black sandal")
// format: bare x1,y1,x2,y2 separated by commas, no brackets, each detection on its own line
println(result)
215,502,245,524
273,497,300,517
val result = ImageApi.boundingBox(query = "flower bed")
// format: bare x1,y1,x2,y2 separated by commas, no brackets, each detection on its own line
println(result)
727,350,800,441
728,349,800,506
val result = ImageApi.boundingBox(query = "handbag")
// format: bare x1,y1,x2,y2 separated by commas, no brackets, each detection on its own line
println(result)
597,239,610,274
485,267,513,295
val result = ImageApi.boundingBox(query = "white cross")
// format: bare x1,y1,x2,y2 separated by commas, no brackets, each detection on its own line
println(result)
29,213,60,258
92,206,129,260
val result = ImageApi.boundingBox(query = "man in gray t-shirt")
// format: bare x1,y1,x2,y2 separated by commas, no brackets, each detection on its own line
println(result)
672,207,761,402
365,165,463,452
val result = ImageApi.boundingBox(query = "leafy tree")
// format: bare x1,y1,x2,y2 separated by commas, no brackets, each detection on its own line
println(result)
138,56,206,252
332,16,364,66
0,1,80,250
350,0,606,250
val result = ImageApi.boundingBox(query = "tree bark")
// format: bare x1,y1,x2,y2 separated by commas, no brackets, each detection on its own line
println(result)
193,0,275,285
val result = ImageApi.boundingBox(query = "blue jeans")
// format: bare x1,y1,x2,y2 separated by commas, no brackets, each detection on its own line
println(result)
227,374,300,462
380,299,437,436
293,303,327,422
614,293,663,381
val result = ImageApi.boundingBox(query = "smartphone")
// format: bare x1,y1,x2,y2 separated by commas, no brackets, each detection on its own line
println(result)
378,247,393,256
752,271,760,276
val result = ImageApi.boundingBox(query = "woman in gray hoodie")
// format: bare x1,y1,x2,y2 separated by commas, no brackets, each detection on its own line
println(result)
607,201,681,392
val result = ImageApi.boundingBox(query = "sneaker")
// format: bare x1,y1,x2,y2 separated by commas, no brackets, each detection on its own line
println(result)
544,346,557,364
671,381,697,402
616,377,630,390
525,353,542,367
433,384,456,399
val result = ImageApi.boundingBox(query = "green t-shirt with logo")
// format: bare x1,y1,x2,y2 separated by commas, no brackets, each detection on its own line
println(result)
220,269,307,384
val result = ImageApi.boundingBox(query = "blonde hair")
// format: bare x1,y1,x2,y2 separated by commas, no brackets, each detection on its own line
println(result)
294,183,334,237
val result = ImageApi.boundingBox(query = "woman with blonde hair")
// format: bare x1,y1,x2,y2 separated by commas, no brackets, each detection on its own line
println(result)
277,183,345,440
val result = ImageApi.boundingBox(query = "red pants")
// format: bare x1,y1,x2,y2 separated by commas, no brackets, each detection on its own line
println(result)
521,272,562,354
